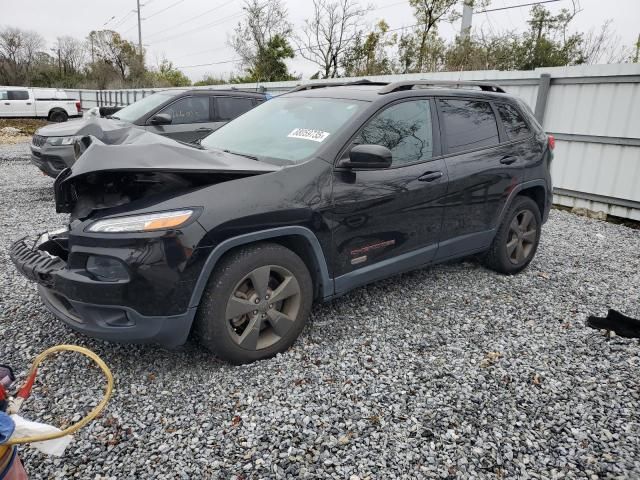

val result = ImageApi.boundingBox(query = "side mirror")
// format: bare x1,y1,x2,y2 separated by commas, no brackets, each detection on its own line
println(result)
149,113,172,125
340,144,392,169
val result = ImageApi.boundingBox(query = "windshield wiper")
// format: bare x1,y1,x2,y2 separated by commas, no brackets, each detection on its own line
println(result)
109,115,120,120
223,149,259,161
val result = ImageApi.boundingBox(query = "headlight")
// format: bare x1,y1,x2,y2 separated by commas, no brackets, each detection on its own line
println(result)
86,209,195,233
47,136,78,146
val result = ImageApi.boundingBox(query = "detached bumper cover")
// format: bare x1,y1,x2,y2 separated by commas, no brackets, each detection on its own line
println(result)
9,237,197,347
9,238,66,286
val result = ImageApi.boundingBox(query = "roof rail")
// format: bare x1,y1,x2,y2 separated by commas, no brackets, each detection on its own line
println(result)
288,79,390,93
378,80,506,94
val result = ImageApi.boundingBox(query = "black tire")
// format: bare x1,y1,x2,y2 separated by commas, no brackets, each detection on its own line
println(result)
483,196,542,274
48,110,68,122
194,242,313,364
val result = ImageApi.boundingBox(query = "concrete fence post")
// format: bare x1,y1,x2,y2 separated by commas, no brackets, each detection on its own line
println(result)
534,73,551,126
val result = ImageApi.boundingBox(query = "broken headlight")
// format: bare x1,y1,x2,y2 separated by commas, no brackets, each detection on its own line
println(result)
86,209,195,233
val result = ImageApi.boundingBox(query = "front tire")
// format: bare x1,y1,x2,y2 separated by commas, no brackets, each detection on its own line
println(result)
194,243,313,364
483,196,542,274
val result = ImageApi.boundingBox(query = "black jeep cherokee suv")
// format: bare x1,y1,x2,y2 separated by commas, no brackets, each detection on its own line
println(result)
10,80,554,364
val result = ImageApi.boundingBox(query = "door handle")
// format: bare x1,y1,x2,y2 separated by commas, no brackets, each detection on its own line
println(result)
500,156,518,165
3,102,9,105
196,127,213,132
26,102,32,105
418,171,443,182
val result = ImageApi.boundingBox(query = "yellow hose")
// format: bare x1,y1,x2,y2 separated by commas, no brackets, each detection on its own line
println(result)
4,345,113,446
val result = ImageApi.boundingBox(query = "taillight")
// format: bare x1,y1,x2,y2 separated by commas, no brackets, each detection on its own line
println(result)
548,134,555,150
75,101,81,113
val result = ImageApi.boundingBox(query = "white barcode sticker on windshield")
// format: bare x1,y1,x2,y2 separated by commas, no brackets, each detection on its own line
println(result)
287,128,330,142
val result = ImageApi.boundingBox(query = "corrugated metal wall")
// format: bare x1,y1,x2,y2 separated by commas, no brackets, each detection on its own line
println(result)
63,63,640,220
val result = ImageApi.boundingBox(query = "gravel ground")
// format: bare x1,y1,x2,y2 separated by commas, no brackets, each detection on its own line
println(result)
1,142,639,479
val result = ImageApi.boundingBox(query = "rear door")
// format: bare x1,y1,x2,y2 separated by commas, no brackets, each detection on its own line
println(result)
212,96,258,132
146,95,212,143
330,98,448,293
435,97,524,260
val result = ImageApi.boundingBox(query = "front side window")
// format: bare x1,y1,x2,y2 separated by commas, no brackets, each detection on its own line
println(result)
201,96,367,165
159,96,210,124
438,99,499,154
114,92,175,123
356,99,433,166
496,103,531,141
7,90,29,100
215,97,255,121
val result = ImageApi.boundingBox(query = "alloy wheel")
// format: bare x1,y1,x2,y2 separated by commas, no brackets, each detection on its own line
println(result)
225,265,302,350
506,209,538,265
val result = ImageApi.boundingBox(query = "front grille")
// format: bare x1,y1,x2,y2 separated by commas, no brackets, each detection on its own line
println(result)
32,134,46,147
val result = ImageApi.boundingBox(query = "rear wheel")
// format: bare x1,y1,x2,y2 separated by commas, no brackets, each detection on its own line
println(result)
483,196,541,274
48,110,68,122
194,243,313,364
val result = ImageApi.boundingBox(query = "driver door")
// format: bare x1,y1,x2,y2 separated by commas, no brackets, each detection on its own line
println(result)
330,98,448,294
146,95,213,143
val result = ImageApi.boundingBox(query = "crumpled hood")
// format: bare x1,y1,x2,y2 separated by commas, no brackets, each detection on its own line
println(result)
54,128,281,217
36,117,137,139
64,129,279,182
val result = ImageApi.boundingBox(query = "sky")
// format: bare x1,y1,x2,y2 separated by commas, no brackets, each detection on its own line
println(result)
1,0,638,81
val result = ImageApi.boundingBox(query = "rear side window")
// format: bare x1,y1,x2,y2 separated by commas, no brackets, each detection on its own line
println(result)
0,91,7,100
214,97,255,121
356,99,433,166
7,90,29,100
438,99,499,154
158,96,210,124
496,103,531,141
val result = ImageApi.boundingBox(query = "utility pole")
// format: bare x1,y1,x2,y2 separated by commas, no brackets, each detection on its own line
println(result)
460,1,473,39
136,0,143,57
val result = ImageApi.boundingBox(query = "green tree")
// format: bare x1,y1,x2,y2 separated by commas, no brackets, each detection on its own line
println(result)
149,59,191,87
342,20,395,76
230,0,296,81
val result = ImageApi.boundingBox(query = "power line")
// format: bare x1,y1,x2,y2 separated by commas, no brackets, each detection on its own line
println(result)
145,0,235,40
150,11,243,44
144,0,186,20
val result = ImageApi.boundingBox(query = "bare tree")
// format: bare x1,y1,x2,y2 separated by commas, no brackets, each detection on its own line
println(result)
409,0,459,72
0,27,45,84
229,0,292,71
54,36,87,75
297,0,371,78
581,20,633,64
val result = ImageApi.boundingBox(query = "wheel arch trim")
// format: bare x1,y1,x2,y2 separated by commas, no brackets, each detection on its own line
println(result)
496,179,549,227
188,226,333,309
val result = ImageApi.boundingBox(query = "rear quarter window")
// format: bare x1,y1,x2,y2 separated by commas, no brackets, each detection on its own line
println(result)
496,103,532,141
438,98,499,154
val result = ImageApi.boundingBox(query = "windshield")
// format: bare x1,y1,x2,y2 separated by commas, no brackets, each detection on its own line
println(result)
200,96,367,164
113,92,175,123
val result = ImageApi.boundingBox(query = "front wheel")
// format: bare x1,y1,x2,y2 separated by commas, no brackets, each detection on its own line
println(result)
194,243,313,364
483,196,542,274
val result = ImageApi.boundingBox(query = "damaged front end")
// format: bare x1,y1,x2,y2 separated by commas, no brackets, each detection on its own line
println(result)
11,131,280,346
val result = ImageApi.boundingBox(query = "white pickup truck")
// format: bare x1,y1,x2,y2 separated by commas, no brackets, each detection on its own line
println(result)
0,86,81,122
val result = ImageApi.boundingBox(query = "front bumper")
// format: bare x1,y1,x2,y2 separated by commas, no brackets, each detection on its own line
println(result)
38,285,195,346
9,229,210,347
30,143,75,178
